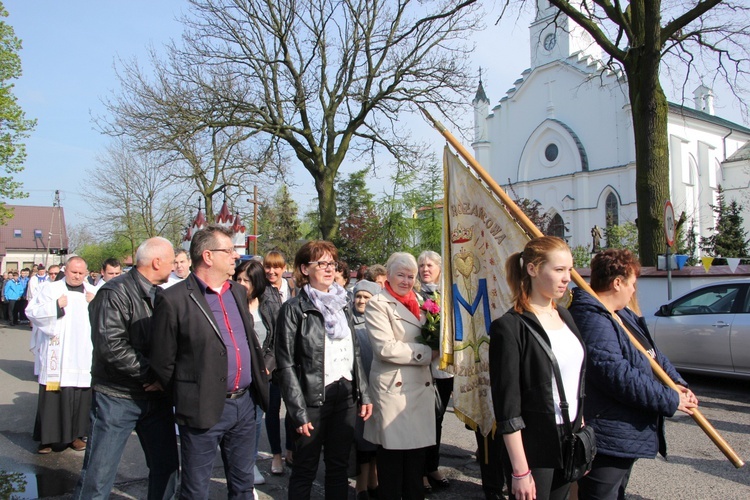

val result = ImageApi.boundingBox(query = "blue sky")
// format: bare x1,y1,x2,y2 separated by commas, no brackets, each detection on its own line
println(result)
7,1,188,229
6,1,743,233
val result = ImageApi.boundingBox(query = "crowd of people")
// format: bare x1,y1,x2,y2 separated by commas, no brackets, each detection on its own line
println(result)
7,227,700,500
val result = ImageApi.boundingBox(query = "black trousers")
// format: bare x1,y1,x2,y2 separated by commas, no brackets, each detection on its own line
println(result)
424,377,453,474
7,299,18,324
377,446,427,500
577,454,636,500
501,427,570,500
475,430,509,499
288,378,356,500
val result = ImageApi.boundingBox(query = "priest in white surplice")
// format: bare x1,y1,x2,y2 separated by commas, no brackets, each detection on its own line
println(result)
26,256,95,454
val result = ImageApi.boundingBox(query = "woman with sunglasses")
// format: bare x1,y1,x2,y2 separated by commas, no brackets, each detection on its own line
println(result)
275,241,373,499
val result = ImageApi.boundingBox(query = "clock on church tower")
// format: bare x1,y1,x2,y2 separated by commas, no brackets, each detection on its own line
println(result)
530,0,601,70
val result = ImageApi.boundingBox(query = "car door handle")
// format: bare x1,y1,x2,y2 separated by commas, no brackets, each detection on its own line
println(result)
711,321,730,328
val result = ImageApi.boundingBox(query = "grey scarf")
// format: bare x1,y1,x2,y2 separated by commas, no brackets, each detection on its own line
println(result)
304,282,350,340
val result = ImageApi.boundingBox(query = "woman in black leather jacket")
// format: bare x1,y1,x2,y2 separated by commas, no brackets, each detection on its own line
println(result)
233,260,279,484
275,240,373,499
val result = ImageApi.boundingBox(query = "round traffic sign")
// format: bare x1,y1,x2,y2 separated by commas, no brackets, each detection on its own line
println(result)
664,201,675,247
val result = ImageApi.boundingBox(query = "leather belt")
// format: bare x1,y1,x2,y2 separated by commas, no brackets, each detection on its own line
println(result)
226,387,248,399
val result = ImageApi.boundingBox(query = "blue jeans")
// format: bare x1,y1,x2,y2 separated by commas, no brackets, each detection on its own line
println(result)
265,380,292,455
73,391,179,500
255,404,263,459
178,390,257,500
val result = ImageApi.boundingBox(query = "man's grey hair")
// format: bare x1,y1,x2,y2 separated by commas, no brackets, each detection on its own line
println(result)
175,248,190,260
135,237,173,267
386,252,417,278
190,225,234,266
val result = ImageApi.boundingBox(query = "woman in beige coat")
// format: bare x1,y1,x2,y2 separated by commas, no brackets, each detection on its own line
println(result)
364,252,437,499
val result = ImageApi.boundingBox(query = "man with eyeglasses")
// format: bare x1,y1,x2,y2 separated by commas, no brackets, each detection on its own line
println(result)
151,224,269,499
46,265,61,282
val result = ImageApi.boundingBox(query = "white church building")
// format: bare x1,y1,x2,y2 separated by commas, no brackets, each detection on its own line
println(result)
472,1,750,251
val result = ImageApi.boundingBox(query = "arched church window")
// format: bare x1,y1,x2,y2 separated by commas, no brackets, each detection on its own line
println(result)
605,193,619,227
547,213,565,239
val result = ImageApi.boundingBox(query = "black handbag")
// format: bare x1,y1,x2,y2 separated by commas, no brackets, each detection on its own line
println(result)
519,315,596,482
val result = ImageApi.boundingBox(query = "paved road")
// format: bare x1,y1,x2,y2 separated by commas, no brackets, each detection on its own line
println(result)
0,323,748,499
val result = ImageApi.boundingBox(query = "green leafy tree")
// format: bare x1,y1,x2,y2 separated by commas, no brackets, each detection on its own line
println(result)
700,186,750,263
679,217,700,266
403,160,444,256
257,185,301,260
374,168,417,262
300,208,322,242
334,168,381,267
0,3,36,224
570,245,592,268
76,235,133,272
605,221,639,257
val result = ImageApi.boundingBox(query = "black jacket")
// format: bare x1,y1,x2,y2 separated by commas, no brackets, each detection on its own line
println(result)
257,286,280,373
89,269,162,399
275,288,371,428
150,274,270,429
489,306,586,469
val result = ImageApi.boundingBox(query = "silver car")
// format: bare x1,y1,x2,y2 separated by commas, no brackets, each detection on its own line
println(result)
650,279,750,380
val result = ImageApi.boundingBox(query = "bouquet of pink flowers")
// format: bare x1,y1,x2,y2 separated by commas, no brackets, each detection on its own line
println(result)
417,297,441,350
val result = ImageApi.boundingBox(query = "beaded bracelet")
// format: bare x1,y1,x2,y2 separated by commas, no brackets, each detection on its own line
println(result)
512,470,531,480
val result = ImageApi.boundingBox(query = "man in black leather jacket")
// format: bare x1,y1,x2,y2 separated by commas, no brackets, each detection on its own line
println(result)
73,237,178,500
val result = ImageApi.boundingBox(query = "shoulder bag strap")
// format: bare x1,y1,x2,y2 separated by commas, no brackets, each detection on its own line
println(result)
517,315,575,434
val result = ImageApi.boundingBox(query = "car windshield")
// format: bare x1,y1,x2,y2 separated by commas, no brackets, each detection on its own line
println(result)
671,286,740,315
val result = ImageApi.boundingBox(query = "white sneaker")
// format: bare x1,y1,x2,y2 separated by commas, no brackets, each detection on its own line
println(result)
254,464,266,485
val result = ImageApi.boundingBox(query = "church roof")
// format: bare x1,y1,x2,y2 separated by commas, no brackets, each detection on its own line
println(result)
474,79,489,104
231,213,246,233
726,141,750,162
0,205,69,256
216,200,233,223
668,102,750,135
192,209,206,228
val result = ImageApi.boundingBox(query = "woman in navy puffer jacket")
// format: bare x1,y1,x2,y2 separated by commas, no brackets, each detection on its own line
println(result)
569,249,698,500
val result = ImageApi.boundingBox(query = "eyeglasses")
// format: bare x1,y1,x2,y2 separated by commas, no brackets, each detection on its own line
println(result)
48,272,59,276
209,248,236,255
308,261,338,270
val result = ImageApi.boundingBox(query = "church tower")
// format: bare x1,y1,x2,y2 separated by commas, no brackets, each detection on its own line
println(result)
472,75,491,167
472,76,490,143
530,0,601,69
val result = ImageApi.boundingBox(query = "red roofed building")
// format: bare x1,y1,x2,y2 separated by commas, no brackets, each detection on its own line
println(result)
0,205,69,273
181,200,247,255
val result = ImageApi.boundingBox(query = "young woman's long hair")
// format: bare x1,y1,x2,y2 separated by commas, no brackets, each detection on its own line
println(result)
505,236,570,313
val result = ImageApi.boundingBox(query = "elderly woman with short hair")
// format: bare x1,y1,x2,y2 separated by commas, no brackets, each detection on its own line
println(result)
364,252,437,499
417,250,453,492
